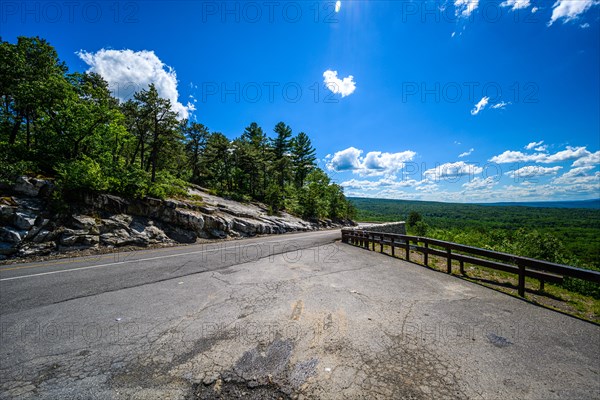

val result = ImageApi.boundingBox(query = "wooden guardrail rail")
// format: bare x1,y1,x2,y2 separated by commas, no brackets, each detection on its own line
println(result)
341,229,600,297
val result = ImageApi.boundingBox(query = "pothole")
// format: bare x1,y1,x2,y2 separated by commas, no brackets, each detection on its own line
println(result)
190,377,292,400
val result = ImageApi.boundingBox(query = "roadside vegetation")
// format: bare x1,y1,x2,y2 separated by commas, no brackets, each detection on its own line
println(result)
351,197,600,320
0,36,355,220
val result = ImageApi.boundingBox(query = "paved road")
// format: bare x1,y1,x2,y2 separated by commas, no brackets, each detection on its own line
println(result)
1,230,599,399
0,230,339,315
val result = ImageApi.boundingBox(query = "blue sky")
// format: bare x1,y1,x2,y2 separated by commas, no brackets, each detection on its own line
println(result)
2,0,599,202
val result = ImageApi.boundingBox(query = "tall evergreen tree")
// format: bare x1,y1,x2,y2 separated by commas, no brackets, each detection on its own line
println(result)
183,121,209,183
133,84,179,182
270,121,293,189
241,122,270,198
200,132,231,191
291,132,316,188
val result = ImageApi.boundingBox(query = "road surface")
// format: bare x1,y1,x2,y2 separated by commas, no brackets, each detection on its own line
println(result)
1,229,599,399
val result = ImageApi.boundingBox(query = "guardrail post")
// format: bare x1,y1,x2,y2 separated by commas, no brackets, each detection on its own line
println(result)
380,235,384,253
424,241,429,267
460,260,465,275
372,234,376,251
446,248,452,274
405,239,410,262
518,262,526,297
391,237,395,257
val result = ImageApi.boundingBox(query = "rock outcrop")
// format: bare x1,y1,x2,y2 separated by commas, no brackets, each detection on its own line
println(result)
0,178,354,261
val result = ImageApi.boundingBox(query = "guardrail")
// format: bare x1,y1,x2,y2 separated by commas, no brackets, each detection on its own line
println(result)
341,229,600,297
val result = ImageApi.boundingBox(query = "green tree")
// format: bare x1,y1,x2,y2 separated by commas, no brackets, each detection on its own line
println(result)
132,84,180,182
407,211,422,227
200,132,231,191
298,168,331,219
291,132,316,188
0,36,67,148
183,121,209,183
327,183,347,219
270,121,293,189
509,229,568,264
241,122,270,198
413,221,429,237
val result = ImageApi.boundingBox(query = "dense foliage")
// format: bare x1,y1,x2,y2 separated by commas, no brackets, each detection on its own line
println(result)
351,197,600,267
0,36,354,220
352,197,600,297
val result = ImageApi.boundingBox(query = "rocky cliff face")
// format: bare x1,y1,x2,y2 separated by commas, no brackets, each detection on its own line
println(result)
0,177,354,261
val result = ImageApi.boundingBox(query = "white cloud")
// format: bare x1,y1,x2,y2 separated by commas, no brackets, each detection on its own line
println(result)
555,172,600,185
471,96,489,115
531,6,538,13
490,146,593,164
327,147,362,171
542,146,591,163
552,166,600,184
341,176,422,191
323,70,356,97
580,22,591,28
501,0,531,10
327,147,416,176
459,148,474,158
548,0,598,25
491,101,511,109
454,0,479,17
525,140,544,150
563,166,595,177
415,183,440,193
502,181,600,200
335,0,341,13
490,150,545,164
361,151,417,175
424,161,483,181
78,49,192,119
572,150,600,167
462,176,498,190
507,165,562,179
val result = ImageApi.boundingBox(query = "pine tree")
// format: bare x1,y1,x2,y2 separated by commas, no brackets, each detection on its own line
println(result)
270,121,292,189
133,84,179,182
183,121,209,183
291,132,316,188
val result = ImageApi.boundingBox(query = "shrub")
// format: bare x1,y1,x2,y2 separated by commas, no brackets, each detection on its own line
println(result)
56,156,109,192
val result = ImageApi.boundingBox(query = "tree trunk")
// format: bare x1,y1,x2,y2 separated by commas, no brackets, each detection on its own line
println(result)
8,119,21,145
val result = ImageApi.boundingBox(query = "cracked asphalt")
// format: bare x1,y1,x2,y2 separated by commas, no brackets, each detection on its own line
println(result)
1,230,599,399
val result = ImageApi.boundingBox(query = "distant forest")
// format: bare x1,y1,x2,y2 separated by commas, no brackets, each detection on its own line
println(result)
0,36,354,220
351,197,600,269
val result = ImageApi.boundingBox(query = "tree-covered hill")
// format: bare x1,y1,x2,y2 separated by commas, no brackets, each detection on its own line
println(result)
0,36,354,221
350,197,600,268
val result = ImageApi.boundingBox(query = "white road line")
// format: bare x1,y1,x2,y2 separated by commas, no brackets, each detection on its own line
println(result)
0,231,337,282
